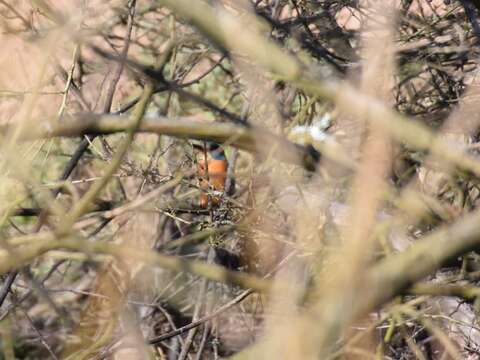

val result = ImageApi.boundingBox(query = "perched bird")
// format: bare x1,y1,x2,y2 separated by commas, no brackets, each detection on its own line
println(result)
194,142,231,208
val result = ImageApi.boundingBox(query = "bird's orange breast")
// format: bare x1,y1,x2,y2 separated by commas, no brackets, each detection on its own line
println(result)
198,158,228,207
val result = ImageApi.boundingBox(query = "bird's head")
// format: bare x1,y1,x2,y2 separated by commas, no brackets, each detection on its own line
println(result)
192,141,226,161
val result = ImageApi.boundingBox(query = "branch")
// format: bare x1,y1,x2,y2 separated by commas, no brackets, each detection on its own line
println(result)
0,237,271,294
231,208,480,359
362,208,480,314
2,114,321,171
148,289,253,344
459,0,480,41
158,0,480,178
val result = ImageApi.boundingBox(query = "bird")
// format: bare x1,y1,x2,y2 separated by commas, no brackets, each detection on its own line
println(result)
193,141,231,208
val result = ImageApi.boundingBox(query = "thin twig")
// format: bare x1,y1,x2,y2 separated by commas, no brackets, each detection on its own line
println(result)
148,289,253,344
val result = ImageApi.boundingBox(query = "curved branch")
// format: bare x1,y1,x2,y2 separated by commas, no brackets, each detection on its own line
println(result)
2,114,321,170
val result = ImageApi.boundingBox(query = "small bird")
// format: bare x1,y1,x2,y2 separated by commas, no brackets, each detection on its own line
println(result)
194,142,230,208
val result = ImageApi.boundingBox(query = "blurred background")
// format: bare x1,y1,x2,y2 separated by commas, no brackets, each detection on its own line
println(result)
1,0,480,359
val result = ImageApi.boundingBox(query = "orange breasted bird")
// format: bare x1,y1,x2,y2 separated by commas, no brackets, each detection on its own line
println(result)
194,142,231,208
